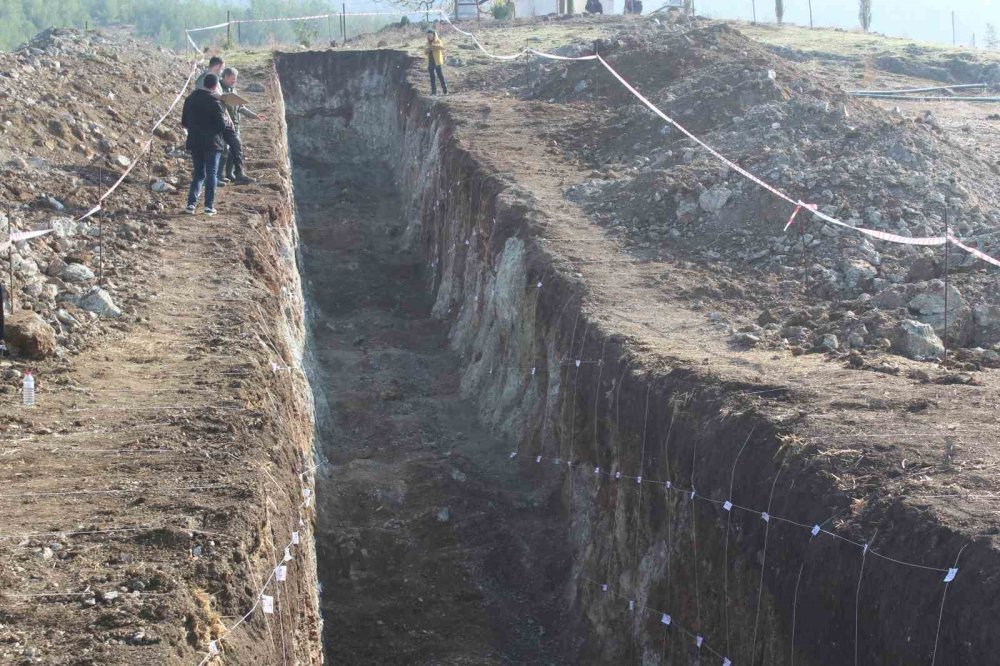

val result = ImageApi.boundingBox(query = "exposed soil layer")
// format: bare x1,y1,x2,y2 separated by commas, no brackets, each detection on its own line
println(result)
278,45,1000,666
285,74,582,664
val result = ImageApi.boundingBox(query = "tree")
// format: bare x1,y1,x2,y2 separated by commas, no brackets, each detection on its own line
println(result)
986,23,999,50
858,0,872,33
774,0,783,25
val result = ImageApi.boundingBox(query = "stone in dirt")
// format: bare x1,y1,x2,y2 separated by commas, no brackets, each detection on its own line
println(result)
893,319,944,360
4,311,57,358
61,263,95,283
76,287,122,318
698,185,732,214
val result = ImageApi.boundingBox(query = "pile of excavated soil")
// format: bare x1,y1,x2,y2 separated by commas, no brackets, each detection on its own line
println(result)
471,19,1000,365
0,28,194,360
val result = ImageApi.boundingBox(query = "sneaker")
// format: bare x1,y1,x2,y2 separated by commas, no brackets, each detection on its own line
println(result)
204,207,217,216
233,174,256,185
186,204,196,214
216,179,227,188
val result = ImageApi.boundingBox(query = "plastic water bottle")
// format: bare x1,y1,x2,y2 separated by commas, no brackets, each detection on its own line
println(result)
22,372,35,407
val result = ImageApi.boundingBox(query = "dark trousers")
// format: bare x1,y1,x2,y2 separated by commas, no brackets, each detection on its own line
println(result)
187,150,221,209
219,125,244,178
428,64,447,95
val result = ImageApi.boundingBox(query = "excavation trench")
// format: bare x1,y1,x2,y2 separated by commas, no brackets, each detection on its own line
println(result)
280,54,582,664
276,51,997,665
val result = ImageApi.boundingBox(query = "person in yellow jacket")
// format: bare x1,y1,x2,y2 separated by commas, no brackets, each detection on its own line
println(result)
425,30,448,95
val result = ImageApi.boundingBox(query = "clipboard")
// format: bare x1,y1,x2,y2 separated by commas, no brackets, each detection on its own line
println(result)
219,92,249,106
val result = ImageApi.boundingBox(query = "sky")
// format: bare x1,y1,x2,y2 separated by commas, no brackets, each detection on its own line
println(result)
685,0,1000,47
229,0,1000,47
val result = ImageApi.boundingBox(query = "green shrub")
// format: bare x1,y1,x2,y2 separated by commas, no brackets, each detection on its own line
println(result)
491,2,514,20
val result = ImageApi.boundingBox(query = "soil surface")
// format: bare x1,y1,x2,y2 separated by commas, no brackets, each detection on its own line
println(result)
4,13,1000,666
290,123,583,664
1,55,319,664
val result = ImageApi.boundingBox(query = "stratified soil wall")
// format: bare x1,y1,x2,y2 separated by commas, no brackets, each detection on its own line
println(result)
276,50,999,666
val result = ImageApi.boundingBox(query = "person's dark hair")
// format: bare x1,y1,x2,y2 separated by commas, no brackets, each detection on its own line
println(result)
209,56,224,68
203,73,219,89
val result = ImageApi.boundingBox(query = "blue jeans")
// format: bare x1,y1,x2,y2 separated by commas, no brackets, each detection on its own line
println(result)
187,151,221,209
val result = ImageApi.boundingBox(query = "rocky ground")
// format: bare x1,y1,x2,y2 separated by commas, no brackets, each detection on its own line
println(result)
350,13,1000,366
520,18,1000,365
0,29,320,665
1,28,192,362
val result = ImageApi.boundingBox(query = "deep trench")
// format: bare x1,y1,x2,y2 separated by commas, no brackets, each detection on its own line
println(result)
282,60,582,664
276,51,993,666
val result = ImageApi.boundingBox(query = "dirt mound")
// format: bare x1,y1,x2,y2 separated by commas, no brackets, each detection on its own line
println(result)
1,28,191,357
526,21,1000,362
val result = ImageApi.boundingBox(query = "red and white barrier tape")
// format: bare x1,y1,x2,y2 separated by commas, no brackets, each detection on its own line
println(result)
2,58,198,255
438,20,1000,269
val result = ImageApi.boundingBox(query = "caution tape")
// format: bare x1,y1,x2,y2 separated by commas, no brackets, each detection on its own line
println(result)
438,20,1000,270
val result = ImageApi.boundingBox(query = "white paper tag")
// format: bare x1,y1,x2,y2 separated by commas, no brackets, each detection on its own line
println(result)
275,565,287,582
665,481,671,489
284,547,292,562
594,466,600,475
723,659,732,666
696,635,703,647
575,359,581,367
944,568,958,583
536,281,543,288
270,362,278,373
292,531,300,545
636,476,642,484
863,542,869,554
690,488,696,500
531,367,536,375
660,613,671,626
762,512,770,523
811,525,820,537
209,640,219,654
509,451,517,459
536,455,542,463
464,239,469,245
628,599,635,611
615,471,621,479
261,595,274,614
601,583,608,592
723,500,733,512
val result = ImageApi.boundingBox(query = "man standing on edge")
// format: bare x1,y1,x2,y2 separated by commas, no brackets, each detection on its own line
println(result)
195,56,225,90
218,67,265,185
181,73,227,216
425,30,447,96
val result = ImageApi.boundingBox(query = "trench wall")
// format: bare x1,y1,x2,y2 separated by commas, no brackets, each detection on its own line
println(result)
275,50,995,665
204,70,323,664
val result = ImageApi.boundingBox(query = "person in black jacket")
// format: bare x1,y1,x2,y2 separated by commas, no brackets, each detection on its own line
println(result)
181,73,227,215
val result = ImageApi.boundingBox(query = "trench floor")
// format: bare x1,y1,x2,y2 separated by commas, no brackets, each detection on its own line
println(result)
291,151,581,664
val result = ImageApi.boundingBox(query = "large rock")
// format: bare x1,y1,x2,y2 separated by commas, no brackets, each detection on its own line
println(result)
907,282,967,333
893,319,944,360
77,287,121,318
973,304,1000,329
61,263,95,283
841,258,878,290
4,310,56,358
698,186,732,214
